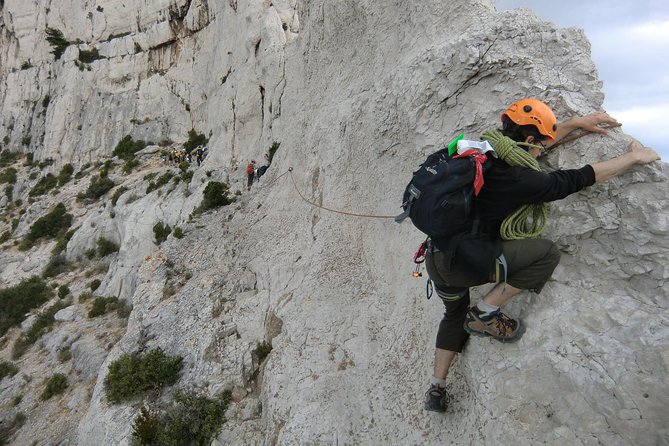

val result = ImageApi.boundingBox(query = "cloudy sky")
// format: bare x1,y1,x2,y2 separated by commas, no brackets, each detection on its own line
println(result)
495,0,669,160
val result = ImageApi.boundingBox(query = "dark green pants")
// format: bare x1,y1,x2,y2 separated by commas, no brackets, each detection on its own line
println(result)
425,238,560,352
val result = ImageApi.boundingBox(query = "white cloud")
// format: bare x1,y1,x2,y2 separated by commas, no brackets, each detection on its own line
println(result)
495,1,669,160
628,19,669,41
609,104,669,159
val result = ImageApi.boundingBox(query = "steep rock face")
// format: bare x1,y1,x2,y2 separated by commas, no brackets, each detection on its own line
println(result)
0,0,667,445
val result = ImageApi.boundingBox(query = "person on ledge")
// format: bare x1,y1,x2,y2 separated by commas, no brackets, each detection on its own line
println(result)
423,98,660,413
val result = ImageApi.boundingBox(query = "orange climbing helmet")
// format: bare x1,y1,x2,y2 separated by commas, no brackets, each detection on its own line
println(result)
501,98,558,141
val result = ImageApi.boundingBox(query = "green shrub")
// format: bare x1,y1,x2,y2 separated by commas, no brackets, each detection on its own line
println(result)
104,348,183,404
254,340,273,363
147,172,174,194
132,406,161,445
193,181,233,215
0,361,19,381
57,163,74,186
45,28,70,60
124,158,141,174
88,296,130,318
173,227,184,239
89,279,101,291
79,291,93,301
267,141,280,165
111,186,128,205
0,150,21,168
52,228,77,256
78,47,101,63
38,159,55,169
0,167,17,184
12,300,69,359
42,254,72,278
132,390,232,446
181,170,193,184
0,230,11,243
40,373,68,400
74,163,90,179
21,136,31,147
89,175,115,198
5,184,13,200
183,129,208,152
153,222,171,245
20,203,73,250
58,347,72,362
97,237,119,257
178,161,189,173
113,135,146,160
0,277,54,336
0,411,26,441
57,285,70,299
42,95,51,108
29,173,58,197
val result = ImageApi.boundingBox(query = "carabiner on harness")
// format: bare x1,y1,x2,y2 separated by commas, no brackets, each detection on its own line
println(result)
412,239,428,278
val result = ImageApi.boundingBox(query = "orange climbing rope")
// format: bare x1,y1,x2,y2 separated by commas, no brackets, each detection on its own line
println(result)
284,168,397,219
542,123,622,152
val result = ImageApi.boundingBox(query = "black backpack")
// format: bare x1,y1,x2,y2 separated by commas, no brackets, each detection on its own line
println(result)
395,147,491,239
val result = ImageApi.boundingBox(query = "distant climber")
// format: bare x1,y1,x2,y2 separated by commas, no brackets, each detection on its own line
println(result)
416,98,660,413
247,160,256,191
256,164,268,181
196,147,205,166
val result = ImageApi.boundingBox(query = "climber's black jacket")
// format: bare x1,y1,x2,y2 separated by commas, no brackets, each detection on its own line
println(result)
432,155,596,281
475,156,596,229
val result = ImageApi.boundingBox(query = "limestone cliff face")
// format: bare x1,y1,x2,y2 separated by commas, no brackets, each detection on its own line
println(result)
0,0,667,445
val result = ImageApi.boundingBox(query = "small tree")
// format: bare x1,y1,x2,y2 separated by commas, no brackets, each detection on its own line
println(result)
45,28,70,60
153,222,171,245
20,203,73,250
195,181,233,214
29,173,58,197
78,175,114,201
96,237,119,257
57,285,70,299
103,348,183,404
183,129,208,152
40,373,68,400
113,135,146,160
267,141,280,165
57,163,74,186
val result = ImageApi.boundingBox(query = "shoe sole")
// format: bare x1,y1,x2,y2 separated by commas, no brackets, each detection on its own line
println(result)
464,318,526,343
424,401,447,413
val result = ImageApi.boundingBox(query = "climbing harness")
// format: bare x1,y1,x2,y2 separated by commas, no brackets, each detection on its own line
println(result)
412,239,427,278
412,239,434,299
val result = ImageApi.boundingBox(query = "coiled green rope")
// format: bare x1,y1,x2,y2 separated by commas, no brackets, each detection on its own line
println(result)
481,129,548,240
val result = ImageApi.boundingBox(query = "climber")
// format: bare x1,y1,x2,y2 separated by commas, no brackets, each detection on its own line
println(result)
423,98,660,413
196,146,204,166
256,164,268,181
247,160,256,191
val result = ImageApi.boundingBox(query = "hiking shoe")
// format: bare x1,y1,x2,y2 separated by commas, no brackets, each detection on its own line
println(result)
424,384,449,413
464,307,524,342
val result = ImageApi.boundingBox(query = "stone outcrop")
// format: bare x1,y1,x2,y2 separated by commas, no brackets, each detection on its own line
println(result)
0,0,667,445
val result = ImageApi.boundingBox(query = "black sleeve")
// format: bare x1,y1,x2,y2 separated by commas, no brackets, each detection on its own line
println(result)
512,164,596,204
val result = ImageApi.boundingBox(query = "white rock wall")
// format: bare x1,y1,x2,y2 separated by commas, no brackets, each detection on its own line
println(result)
0,0,667,445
